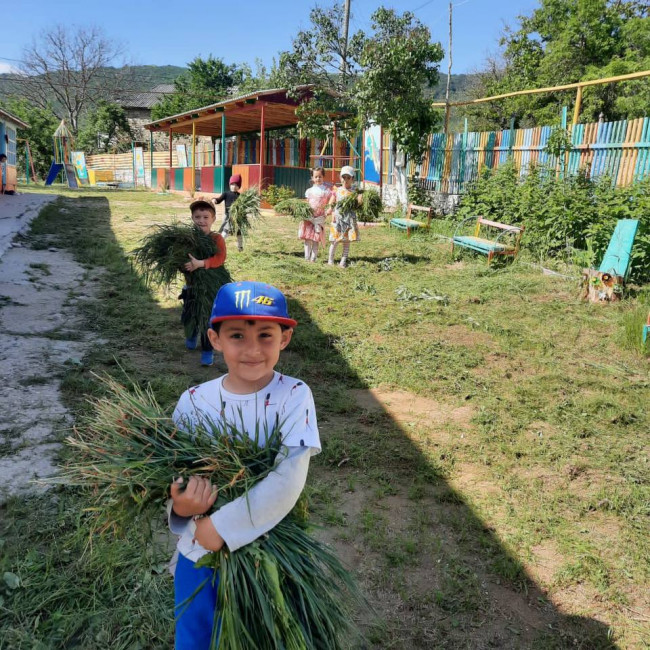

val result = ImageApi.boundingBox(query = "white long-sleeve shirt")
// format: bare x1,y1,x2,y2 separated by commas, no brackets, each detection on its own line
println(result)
169,372,321,562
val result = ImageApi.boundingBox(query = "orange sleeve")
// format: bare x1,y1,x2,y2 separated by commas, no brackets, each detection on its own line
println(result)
204,233,227,269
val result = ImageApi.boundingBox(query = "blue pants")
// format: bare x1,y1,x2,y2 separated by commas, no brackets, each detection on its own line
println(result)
174,553,220,650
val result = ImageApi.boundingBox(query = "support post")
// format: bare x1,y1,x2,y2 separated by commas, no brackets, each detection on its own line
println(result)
333,122,338,179
132,141,136,188
168,128,173,190
149,130,154,189
572,86,583,126
561,105,569,179
443,1,453,139
259,103,265,190
379,127,383,194
221,113,226,193
191,121,196,197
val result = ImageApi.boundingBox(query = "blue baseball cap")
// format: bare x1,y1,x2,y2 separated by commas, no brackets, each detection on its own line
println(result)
210,281,298,328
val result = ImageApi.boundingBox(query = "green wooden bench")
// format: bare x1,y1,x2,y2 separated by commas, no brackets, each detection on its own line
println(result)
452,216,524,265
389,204,432,237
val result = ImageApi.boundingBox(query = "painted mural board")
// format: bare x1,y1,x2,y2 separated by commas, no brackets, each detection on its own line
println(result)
133,146,145,186
176,144,188,168
71,151,89,185
363,124,381,186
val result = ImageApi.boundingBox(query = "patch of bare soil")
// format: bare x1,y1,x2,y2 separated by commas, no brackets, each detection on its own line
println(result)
353,387,473,430
344,386,622,647
438,324,495,347
0,244,100,503
529,540,565,586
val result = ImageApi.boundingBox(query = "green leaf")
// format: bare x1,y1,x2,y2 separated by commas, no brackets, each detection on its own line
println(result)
3,572,21,590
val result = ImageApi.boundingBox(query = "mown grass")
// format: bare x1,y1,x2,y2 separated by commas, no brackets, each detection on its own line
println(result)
1,186,648,649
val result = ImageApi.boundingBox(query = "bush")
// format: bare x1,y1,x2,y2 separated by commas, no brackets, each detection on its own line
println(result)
407,175,432,208
262,185,295,206
455,161,650,283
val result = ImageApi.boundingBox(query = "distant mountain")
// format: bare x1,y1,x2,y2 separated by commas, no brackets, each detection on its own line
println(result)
0,64,478,132
431,73,477,102
0,64,187,105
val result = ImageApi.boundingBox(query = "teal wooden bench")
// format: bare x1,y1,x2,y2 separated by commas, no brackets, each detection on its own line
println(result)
390,204,432,237
452,216,524,265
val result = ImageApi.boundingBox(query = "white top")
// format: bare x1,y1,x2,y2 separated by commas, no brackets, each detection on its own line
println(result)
169,372,320,561
305,183,332,221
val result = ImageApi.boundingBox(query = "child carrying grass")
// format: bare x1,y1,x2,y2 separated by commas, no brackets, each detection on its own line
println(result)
180,200,228,366
212,174,243,251
169,281,321,649
328,165,362,268
301,166,331,262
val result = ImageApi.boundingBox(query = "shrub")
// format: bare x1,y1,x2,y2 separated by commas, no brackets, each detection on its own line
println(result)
407,174,432,208
262,184,295,206
455,162,650,283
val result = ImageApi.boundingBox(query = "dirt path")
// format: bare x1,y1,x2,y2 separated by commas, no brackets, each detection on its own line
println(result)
0,194,100,503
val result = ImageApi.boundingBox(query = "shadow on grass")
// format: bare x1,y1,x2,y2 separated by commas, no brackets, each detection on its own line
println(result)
0,191,617,649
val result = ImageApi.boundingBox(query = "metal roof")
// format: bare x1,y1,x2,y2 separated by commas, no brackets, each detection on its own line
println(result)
143,86,347,138
0,108,29,129
144,87,299,127
118,84,176,109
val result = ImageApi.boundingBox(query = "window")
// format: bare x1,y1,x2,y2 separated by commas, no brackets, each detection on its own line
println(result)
6,126,16,166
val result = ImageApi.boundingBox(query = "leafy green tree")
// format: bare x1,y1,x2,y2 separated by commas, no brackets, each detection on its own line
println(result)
77,101,133,154
0,98,59,178
151,56,246,120
464,0,649,129
277,6,443,162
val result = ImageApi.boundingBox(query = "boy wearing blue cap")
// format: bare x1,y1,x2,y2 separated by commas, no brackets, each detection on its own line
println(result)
168,281,321,649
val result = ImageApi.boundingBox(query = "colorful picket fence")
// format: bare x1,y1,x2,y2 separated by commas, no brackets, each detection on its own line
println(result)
407,116,650,193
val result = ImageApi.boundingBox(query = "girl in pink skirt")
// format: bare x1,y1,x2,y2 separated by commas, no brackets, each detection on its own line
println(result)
300,166,331,262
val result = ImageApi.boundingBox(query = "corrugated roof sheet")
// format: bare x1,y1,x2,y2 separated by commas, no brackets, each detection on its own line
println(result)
144,87,312,127
118,84,176,109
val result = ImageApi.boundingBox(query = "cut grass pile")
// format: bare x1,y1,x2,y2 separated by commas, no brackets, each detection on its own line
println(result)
1,186,648,649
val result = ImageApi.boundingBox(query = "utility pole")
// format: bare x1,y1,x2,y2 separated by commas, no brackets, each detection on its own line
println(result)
444,1,453,137
341,0,351,75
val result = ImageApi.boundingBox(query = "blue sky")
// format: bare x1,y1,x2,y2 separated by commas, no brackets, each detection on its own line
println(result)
2,0,540,80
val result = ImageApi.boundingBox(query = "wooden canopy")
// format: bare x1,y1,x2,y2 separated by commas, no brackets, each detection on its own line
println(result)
144,87,319,137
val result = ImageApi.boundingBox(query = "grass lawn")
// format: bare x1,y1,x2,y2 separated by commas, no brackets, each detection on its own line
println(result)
1,187,648,649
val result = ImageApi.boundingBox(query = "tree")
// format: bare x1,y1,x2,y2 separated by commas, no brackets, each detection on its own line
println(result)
77,101,133,154
151,56,246,121
355,8,443,162
17,25,124,133
464,0,649,129
0,98,59,178
277,6,443,163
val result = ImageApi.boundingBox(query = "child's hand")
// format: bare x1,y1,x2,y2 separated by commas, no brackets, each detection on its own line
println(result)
170,476,217,517
184,254,204,272
193,517,225,552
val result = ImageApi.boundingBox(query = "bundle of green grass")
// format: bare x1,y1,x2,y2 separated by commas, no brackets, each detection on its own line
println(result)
274,198,314,221
336,189,383,222
132,223,232,340
62,376,364,650
229,188,262,237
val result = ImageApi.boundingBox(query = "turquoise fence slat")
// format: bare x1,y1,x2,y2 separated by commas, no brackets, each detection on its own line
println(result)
409,115,649,193
634,117,650,181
